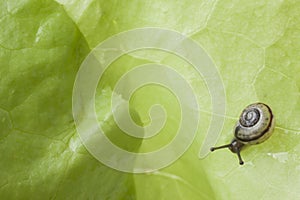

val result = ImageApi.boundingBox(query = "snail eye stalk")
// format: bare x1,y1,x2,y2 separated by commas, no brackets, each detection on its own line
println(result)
236,150,244,165
210,144,231,151
210,140,245,165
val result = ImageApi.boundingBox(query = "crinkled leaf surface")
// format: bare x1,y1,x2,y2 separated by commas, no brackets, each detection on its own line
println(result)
1,0,300,199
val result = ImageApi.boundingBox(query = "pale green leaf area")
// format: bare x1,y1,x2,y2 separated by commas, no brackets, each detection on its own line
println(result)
0,0,300,199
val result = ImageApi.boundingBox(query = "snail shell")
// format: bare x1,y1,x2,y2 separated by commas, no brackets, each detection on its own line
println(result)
235,103,275,145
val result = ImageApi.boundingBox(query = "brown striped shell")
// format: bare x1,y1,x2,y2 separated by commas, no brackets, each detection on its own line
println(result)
235,103,275,145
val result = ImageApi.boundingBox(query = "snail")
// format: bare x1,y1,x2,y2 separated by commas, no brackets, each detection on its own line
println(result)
210,103,275,165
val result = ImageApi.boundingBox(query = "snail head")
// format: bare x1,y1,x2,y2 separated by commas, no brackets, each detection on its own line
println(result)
210,139,245,165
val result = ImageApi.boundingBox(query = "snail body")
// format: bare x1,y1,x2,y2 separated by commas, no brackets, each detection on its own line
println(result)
210,103,275,165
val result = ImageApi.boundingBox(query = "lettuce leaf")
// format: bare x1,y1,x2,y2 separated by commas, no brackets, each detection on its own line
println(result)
1,0,300,199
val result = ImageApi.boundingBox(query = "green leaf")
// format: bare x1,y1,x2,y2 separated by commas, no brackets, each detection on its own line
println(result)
1,0,300,199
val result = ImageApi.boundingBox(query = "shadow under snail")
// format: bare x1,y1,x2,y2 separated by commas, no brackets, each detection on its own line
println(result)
210,102,275,165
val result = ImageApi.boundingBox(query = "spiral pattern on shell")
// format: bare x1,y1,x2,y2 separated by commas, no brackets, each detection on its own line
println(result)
234,103,275,145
